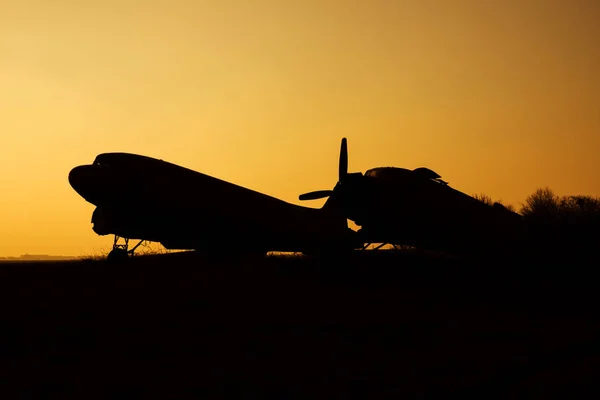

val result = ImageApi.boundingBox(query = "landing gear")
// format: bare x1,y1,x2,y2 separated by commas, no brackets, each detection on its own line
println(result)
360,243,415,251
106,236,146,261
361,242,388,250
106,247,128,262
360,243,392,250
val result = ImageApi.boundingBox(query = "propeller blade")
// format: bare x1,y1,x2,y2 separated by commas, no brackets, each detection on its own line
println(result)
339,137,348,182
299,139,348,202
299,190,334,201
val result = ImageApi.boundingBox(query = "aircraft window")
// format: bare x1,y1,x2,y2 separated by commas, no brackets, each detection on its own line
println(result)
365,168,412,180
93,155,113,167
365,170,381,178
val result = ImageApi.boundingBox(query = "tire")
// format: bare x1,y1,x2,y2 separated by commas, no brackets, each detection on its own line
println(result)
106,248,129,263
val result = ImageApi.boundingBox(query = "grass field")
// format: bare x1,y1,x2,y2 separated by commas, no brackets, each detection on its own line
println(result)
1,250,599,398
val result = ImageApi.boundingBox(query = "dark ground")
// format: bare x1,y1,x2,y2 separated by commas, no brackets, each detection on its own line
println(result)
1,250,599,398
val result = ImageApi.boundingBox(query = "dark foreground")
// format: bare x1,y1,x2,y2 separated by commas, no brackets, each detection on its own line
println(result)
1,250,599,398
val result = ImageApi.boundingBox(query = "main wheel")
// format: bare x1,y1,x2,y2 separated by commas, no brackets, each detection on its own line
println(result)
106,248,129,263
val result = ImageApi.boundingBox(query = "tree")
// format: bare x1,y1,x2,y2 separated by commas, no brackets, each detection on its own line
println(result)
473,193,517,213
520,187,560,218
473,193,494,206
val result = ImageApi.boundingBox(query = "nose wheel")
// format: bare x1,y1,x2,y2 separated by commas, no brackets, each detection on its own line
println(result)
107,236,145,261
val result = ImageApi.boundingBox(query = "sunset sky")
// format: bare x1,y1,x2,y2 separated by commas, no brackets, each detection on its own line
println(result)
1,1,599,257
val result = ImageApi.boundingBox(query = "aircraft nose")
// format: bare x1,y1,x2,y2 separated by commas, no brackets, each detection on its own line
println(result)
68,165,89,192
69,164,126,205
69,164,105,204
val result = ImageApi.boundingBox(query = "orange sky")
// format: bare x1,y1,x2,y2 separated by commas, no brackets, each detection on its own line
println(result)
1,1,599,257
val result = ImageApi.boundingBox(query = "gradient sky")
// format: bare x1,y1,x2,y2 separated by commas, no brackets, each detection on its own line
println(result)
1,1,599,256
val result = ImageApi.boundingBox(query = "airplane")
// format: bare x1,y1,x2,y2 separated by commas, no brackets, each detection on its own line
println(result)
298,140,525,256
68,140,360,260
69,137,523,261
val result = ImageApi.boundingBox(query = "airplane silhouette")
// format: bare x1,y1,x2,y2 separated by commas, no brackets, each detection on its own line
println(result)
68,140,358,260
69,138,523,260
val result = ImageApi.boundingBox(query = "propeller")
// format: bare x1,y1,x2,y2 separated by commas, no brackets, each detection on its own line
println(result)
299,190,333,201
339,137,348,182
299,138,349,201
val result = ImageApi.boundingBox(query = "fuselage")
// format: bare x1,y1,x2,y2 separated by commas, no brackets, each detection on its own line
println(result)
69,152,523,255
69,153,352,252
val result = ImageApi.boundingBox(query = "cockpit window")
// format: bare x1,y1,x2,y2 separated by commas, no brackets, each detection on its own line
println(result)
93,157,108,167
94,154,123,167
91,153,166,172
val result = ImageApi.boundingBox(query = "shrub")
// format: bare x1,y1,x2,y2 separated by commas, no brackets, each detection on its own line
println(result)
473,193,494,206
473,193,517,213
518,187,600,254
520,187,560,219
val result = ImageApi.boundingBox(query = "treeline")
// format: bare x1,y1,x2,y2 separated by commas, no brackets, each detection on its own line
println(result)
476,187,600,254
475,187,600,219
